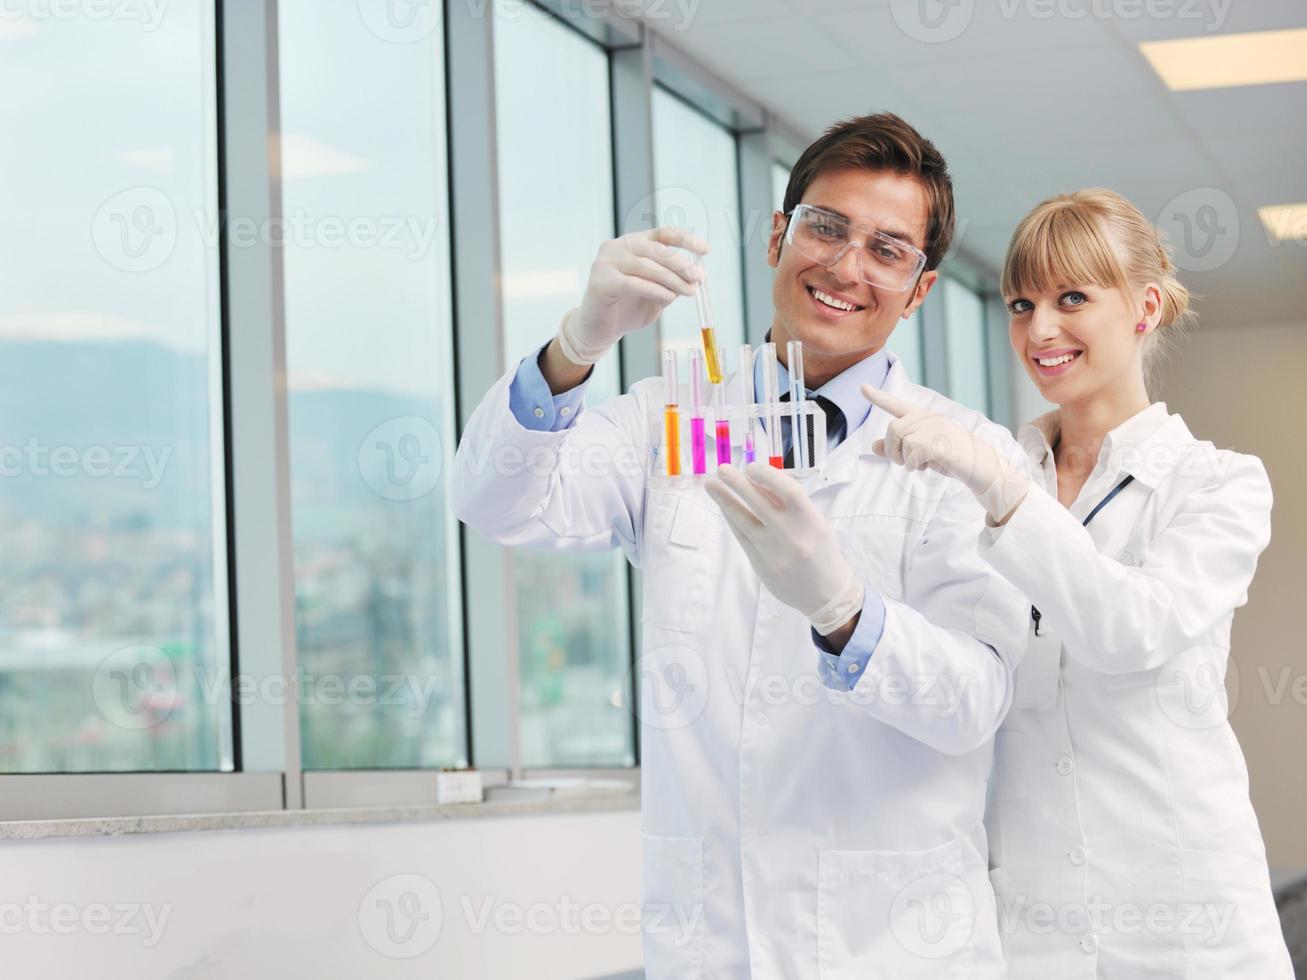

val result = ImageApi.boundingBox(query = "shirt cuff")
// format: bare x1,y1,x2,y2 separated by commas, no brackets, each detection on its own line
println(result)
507,341,591,432
816,587,886,692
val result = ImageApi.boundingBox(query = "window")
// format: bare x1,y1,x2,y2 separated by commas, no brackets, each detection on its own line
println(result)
772,160,790,211
886,313,925,382
943,278,991,413
279,0,466,769
0,7,229,772
652,87,746,359
494,3,634,768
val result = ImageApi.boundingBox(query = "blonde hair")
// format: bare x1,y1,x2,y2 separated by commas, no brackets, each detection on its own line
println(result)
1000,188,1194,384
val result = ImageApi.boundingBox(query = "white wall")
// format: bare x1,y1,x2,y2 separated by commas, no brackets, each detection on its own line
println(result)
1155,319,1307,874
2,808,642,980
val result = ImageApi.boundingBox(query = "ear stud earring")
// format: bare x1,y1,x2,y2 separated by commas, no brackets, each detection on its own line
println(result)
1137,321,1148,333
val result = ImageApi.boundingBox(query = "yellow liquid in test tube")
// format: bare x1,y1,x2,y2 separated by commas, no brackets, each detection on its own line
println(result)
701,327,722,384
664,407,681,476
694,267,723,385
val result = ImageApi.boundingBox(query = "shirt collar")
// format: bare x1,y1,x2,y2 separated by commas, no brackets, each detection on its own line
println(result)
752,338,890,436
1017,402,1195,488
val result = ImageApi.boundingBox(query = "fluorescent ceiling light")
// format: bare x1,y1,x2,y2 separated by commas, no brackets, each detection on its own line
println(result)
1141,28,1307,91
1258,203,1307,243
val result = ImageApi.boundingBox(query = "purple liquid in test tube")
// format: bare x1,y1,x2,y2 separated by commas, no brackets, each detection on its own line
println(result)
739,343,755,463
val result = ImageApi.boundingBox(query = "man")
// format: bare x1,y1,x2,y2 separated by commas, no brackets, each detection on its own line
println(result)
453,112,1027,979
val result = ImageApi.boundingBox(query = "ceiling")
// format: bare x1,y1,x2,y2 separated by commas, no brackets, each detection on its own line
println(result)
660,0,1307,328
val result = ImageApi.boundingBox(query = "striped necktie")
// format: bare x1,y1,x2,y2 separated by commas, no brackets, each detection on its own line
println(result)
779,393,846,467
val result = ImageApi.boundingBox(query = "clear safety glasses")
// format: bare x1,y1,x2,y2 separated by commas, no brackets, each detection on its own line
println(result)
783,203,928,293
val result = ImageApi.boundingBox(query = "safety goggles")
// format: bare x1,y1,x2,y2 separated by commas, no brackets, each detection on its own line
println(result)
783,203,928,293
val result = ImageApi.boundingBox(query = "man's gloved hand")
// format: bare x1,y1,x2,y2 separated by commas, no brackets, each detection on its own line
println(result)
556,227,709,366
862,384,1029,525
705,463,864,636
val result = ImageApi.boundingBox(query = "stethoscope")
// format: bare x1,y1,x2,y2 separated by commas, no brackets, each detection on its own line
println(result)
1031,473,1135,637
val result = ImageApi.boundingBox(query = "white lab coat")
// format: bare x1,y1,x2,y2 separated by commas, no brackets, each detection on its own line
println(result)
452,351,1029,979
980,403,1292,979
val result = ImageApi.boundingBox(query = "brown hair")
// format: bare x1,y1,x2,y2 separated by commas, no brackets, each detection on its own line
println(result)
1001,188,1195,377
781,112,956,271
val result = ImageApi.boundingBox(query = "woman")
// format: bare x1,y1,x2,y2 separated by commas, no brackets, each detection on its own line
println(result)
862,188,1292,978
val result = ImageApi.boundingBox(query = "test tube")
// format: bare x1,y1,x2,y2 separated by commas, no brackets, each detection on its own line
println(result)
695,263,723,385
788,340,807,470
761,342,783,469
689,347,707,475
714,346,731,466
738,343,756,464
662,348,681,477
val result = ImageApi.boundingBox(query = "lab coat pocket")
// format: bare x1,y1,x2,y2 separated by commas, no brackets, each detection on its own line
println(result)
837,520,910,601
817,835,996,979
640,489,720,634
640,833,704,980
1178,847,1287,970
1012,627,1060,711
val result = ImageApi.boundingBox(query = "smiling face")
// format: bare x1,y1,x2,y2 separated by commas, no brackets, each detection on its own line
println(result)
767,167,937,385
1006,281,1159,406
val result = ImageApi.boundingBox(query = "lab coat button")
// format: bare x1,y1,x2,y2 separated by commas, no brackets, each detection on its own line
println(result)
1069,846,1088,866
1056,756,1074,775
757,713,770,727
1079,934,1098,953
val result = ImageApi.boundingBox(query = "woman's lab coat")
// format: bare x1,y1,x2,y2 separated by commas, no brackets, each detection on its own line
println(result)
981,403,1292,979
452,352,1029,979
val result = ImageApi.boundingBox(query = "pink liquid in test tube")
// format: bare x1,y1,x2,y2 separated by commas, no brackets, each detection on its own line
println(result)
713,346,731,465
689,348,707,475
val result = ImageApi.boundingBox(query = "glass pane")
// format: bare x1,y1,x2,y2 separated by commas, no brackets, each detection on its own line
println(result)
279,0,466,769
944,278,991,413
494,3,634,768
0,8,229,772
652,87,746,364
886,313,924,383
772,160,790,211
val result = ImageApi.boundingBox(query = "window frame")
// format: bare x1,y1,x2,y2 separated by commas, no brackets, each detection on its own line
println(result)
1,0,1012,821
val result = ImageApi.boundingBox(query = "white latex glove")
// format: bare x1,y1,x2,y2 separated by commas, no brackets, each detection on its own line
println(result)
862,384,1029,525
705,463,863,635
556,227,709,366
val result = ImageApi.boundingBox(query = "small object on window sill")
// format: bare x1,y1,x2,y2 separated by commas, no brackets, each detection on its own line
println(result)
436,769,484,805
485,777,634,804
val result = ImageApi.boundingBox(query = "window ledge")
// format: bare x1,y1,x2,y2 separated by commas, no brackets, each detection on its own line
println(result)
0,784,640,842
